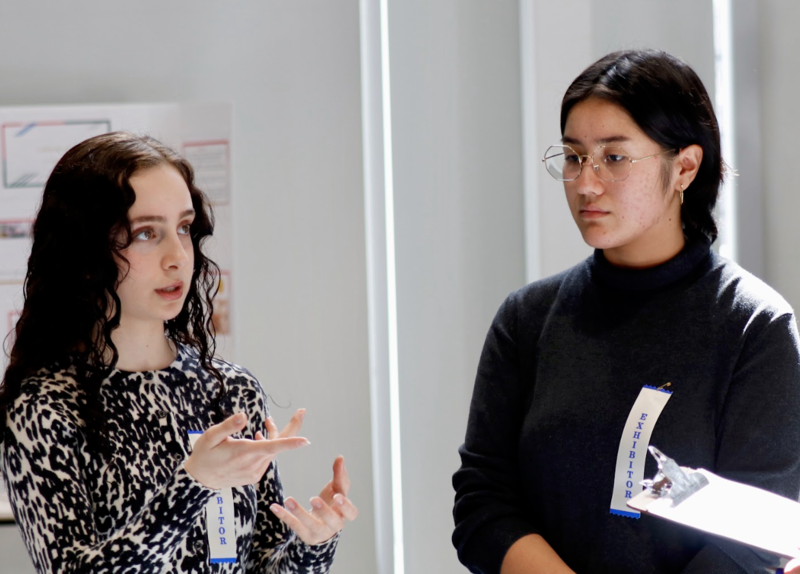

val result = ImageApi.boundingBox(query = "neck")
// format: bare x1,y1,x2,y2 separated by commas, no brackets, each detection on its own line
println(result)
110,320,176,372
603,218,686,268
603,236,685,268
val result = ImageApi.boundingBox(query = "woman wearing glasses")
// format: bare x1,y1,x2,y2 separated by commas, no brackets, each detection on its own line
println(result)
453,50,800,573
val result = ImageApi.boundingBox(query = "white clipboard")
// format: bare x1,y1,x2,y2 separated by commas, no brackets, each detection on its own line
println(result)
628,461,800,559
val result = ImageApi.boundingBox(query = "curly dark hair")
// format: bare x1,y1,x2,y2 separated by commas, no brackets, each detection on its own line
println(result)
561,49,724,243
0,131,224,454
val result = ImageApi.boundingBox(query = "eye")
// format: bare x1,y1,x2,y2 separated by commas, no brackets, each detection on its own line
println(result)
178,223,192,235
602,149,630,164
133,228,154,241
563,153,581,165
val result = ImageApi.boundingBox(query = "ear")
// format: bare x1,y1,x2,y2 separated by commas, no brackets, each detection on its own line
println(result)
675,144,703,188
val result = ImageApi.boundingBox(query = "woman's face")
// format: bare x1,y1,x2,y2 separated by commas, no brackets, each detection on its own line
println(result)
562,98,684,267
115,164,196,331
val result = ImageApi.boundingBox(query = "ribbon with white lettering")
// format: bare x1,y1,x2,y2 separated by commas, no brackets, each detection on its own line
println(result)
609,385,672,518
188,430,238,563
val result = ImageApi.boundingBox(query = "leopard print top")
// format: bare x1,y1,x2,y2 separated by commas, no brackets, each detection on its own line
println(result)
1,345,338,573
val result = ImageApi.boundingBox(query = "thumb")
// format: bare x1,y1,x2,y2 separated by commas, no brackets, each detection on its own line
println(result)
203,412,248,448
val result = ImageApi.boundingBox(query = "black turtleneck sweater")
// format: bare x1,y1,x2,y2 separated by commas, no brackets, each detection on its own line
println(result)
453,239,800,574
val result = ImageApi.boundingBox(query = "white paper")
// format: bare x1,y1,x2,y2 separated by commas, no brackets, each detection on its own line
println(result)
628,468,800,558
184,140,230,205
3,120,111,188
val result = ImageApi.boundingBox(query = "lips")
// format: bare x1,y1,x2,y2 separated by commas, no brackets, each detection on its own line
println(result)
580,205,609,219
155,282,184,301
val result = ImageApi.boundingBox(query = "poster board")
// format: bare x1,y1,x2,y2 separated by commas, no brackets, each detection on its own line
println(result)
0,103,234,521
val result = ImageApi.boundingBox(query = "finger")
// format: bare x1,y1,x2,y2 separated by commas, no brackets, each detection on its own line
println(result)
310,497,345,533
203,412,248,448
244,436,310,458
332,493,359,521
264,416,280,440
283,497,329,533
279,408,306,438
332,456,351,496
254,431,265,441
270,502,313,540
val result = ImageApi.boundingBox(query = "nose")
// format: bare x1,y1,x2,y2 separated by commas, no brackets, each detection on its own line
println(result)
162,231,191,269
573,158,605,195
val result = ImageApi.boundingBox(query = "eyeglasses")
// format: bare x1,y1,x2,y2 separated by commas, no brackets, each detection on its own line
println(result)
542,144,675,182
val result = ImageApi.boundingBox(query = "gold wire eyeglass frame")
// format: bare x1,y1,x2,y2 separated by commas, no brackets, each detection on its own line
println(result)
542,144,676,182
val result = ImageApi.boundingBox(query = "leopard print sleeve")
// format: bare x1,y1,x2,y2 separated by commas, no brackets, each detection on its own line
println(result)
2,371,215,574
1,349,341,574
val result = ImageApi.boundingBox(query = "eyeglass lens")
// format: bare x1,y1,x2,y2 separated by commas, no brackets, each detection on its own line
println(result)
543,145,633,182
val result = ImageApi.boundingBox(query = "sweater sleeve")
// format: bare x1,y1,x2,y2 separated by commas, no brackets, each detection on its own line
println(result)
244,380,339,574
2,390,214,574
452,293,540,574
680,312,800,574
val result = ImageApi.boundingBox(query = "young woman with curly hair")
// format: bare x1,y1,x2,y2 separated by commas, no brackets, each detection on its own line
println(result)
0,132,356,573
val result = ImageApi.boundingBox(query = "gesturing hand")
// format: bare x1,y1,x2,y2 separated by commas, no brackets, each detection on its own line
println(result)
184,410,309,490
270,456,359,546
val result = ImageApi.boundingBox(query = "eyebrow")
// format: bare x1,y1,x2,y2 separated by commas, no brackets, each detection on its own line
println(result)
130,209,195,225
562,135,631,146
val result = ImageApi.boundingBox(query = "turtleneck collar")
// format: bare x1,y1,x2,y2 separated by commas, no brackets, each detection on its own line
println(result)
590,235,712,292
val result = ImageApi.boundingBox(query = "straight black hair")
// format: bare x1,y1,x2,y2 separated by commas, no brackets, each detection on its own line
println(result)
561,49,724,242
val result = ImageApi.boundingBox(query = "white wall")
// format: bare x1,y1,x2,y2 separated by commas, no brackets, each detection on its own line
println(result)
388,2,526,572
0,2,375,573
759,0,800,312
527,0,595,279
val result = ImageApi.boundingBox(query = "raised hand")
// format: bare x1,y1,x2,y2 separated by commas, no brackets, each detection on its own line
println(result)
184,410,309,490
270,456,359,546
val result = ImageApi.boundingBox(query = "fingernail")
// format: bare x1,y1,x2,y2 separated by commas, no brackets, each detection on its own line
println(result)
334,494,345,506
234,413,245,423
310,498,322,509
298,439,311,447
269,503,282,514
285,498,298,510
299,408,306,420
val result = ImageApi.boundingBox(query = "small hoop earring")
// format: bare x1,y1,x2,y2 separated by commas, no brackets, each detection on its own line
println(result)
679,183,684,205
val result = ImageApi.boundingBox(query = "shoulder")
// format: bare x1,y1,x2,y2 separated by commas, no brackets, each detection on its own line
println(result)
204,352,269,413
482,259,589,345
174,345,270,422
499,258,589,320
6,366,84,438
212,356,262,390
708,253,795,320
175,345,258,385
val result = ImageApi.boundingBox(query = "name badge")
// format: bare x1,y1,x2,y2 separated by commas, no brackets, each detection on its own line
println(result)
609,385,672,518
188,430,238,563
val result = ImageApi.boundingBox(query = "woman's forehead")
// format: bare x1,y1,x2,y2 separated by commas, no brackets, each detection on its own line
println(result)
128,164,193,217
563,98,649,148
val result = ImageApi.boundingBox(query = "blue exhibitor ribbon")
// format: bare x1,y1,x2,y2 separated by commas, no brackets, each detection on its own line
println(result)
609,385,673,519
188,430,238,563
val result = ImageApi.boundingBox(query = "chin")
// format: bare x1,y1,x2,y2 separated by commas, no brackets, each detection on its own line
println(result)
579,229,621,250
